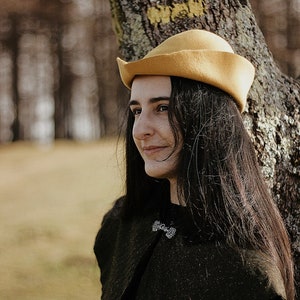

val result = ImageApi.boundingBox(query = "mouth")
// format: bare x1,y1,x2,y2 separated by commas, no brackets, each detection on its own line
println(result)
142,145,167,156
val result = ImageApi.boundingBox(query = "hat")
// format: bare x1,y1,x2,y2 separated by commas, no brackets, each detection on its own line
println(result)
117,30,255,112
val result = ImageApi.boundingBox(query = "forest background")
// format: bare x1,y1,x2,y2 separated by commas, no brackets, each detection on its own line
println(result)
0,0,299,299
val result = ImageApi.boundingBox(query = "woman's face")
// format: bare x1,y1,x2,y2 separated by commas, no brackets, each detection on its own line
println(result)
130,75,182,180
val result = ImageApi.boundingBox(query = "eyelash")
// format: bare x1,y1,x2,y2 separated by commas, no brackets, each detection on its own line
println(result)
131,104,169,116
131,108,141,116
157,104,169,112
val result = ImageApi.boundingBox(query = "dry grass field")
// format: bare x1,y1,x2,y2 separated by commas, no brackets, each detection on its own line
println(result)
0,138,124,299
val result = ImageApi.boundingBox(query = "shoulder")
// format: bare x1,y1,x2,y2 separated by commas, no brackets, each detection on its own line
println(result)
102,196,125,221
94,196,160,299
93,197,126,278
94,196,125,245
183,242,285,299
219,246,286,299
94,195,159,256
241,249,286,299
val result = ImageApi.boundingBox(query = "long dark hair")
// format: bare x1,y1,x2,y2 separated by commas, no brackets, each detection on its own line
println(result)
122,77,294,299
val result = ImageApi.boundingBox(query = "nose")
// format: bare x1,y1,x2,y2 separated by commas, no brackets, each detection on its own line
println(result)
132,112,154,140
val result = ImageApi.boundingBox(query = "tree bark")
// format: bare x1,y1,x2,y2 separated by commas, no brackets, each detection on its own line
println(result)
109,0,300,292
9,15,20,141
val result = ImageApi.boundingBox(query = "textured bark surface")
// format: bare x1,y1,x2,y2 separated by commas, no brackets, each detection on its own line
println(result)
109,0,300,292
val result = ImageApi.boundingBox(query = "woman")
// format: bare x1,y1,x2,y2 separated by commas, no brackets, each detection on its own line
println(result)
94,30,295,300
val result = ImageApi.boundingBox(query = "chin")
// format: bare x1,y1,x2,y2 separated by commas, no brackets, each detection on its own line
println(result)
144,168,174,180
145,171,163,179
145,167,163,179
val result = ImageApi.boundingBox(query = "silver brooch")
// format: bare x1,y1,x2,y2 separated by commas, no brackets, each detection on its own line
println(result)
152,220,176,239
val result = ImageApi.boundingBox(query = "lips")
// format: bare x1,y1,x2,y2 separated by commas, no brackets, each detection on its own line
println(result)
142,145,167,156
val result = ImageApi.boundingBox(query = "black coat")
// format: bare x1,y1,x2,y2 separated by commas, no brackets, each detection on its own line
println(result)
94,198,284,300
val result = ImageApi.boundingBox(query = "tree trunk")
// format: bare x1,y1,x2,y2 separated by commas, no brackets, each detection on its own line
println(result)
109,0,300,292
8,15,19,142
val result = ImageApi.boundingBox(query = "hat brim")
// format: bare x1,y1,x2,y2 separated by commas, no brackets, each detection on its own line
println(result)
117,50,255,112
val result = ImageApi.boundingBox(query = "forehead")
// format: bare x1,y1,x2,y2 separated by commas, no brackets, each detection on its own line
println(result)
130,76,171,100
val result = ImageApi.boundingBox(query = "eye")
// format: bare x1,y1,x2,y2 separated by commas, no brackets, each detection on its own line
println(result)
157,104,169,112
131,107,142,116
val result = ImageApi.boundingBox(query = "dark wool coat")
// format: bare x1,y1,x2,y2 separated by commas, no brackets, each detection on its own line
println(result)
94,198,285,300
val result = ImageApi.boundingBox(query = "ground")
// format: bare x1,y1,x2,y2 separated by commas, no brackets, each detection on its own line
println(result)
0,138,123,299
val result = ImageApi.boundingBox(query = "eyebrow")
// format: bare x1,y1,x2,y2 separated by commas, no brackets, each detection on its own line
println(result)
129,97,170,106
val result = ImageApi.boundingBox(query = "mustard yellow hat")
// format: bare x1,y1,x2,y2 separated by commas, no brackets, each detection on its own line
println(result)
117,30,255,112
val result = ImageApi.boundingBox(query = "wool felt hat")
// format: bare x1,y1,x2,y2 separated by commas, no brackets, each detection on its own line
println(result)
117,30,255,112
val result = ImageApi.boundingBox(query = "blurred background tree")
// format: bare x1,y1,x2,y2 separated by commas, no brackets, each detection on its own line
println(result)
0,0,124,143
0,0,299,144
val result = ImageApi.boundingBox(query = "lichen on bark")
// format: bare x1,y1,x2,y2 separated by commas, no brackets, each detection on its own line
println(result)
147,0,205,27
